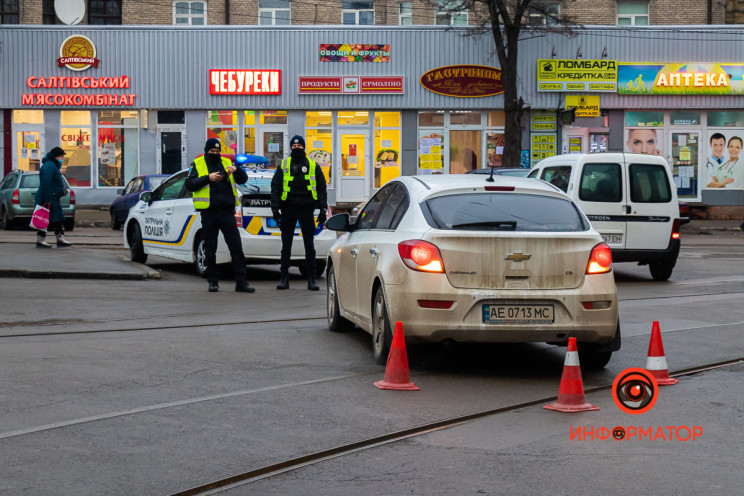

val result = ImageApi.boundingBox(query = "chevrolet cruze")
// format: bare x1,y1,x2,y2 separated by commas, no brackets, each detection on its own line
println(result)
324,174,620,368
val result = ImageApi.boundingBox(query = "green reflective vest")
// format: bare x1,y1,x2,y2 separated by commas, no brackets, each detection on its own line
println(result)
191,156,239,210
280,157,318,201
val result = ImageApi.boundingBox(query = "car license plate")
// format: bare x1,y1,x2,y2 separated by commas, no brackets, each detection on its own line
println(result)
482,304,554,324
601,233,623,244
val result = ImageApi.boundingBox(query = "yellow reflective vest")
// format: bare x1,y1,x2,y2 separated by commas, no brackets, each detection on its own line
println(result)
280,157,318,201
191,156,238,209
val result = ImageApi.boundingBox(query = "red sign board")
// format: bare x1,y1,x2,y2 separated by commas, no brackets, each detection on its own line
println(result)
210,70,281,95
420,65,503,97
299,76,404,94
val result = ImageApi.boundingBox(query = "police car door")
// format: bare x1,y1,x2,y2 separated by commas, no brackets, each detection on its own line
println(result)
142,172,192,259
625,159,676,250
576,161,626,249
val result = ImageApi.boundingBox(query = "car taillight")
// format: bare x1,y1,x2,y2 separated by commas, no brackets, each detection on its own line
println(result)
586,242,612,274
69,190,76,205
11,189,20,205
671,218,680,240
234,206,243,228
398,240,445,273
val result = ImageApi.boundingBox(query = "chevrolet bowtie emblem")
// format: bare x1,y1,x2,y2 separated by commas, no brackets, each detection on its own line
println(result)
505,252,531,262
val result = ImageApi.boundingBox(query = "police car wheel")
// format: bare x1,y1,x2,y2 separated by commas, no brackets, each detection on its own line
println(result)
371,286,393,366
298,260,326,279
129,224,147,264
194,236,208,277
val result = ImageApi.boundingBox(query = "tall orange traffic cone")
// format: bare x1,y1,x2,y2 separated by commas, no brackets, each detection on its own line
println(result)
645,321,678,385
374,321,420,391
544,337,599,412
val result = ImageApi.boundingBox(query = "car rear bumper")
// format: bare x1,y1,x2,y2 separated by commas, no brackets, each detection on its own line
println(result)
383,271,618,345
611,238,680,264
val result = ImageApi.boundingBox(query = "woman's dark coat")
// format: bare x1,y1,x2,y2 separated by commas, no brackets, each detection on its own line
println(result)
35,152,67,224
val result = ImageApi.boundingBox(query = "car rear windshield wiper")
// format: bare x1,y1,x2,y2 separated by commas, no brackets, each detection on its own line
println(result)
451,221,517,230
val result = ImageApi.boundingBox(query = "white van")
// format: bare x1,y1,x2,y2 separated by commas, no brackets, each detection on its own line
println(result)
529,153,681,281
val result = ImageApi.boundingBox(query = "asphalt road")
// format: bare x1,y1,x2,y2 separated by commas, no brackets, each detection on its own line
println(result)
0,227,742,495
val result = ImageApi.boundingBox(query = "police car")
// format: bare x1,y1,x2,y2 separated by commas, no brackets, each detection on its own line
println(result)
123,154,336,277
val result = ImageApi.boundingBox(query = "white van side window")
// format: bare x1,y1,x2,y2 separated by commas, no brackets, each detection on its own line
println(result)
542,166,571,192
629,164,672,203
579,163,622,203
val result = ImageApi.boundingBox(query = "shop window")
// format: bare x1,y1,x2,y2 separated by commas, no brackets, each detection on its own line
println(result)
89,0,122,24
617,0,648,25
374,112,401,188
451,111,481,126
435,0,468,25
306,129,333,187
487,111,506,127
708,111,744,127
306,111,332,128
450,130,481,174
208,111,238,154
342,1,374,25
173,1,205,25
157,111,185,125
0,0,19,23
97,110,139,188
338,111,369,126
61,111,92,188
244,127,256,155
259,0,290,25
12,110,43,124
670,111,700,126
260,110,287,125
398,2,412,25
418,130,444,174
486,132,505,168
625,111,663,127
419,111,444,127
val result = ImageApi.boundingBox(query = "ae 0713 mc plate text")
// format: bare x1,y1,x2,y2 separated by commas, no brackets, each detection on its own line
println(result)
483,304,555,324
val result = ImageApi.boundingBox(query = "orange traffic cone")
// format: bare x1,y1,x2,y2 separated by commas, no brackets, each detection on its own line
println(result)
645,321,678,385
544,337,599,413
374,321,420,391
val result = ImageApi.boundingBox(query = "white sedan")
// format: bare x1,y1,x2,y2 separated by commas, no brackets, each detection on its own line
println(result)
324,174,620,368
123,160,335,277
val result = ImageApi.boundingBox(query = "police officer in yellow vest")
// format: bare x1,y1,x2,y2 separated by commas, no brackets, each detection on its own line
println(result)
270,135,328,291
185,138,255,293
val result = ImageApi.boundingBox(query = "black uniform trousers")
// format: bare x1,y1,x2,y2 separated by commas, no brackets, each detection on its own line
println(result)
200,209,247,285
279,204,316,276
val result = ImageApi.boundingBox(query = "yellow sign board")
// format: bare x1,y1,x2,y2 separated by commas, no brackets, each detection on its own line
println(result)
537,59,617,92
565,95,600,117
531,111,556,131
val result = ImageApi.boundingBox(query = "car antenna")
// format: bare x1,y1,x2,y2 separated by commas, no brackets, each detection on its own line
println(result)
486,163,495,182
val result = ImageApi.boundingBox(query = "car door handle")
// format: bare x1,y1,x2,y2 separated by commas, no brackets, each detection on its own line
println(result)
350,248,359,257
369,248,379,256
165,208,173,215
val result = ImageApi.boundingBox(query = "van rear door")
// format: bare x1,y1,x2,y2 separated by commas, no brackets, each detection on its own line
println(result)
625,161,677,250
576,161,626,249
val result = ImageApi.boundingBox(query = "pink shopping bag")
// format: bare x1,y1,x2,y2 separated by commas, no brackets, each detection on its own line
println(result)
30,204,50,231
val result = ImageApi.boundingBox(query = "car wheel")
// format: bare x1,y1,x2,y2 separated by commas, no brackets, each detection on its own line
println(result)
110,210,122,230
327,265,354,333
650,260,675,281
63,218,75,232
129,224,147,263
194,235,208,277
1,208,13,230
371,286,393,366
578,322,620,370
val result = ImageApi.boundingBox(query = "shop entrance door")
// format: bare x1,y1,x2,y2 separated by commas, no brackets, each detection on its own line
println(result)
258,129,286,169
337,130,370,203
157,126,186,175
670,131,700,200
13,127,44,172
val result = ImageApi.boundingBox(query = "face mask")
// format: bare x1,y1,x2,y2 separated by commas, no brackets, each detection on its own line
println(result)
290,147,306,160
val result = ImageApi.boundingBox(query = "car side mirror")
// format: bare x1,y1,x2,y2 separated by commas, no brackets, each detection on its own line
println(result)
324,213,351,232
140,191,152,204
116,188,124,195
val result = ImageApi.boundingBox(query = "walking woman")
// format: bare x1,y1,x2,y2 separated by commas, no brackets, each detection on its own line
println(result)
35,146,72,248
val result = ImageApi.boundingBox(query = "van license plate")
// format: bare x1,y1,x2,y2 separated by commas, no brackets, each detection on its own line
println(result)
601,233,623,244
482,304,554,324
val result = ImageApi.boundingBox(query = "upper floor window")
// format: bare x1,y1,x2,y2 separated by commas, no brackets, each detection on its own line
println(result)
399,2,412,25
88,0,122,25
43,0,65,24
343,1,374,25
435,0,468,26
259,0,291,25
0,0,19,24
528,2,560,26
174,1,206,25
617,0,648,25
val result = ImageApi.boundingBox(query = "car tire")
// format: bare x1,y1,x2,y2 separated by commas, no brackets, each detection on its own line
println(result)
371,286,393,366
129,224,147,264
298,260,327,279
194,235,208,278
578,322,621,370
327,264,354,333
1,208,13,230
110,210,122,230
63,218,75,232
650,259,675,281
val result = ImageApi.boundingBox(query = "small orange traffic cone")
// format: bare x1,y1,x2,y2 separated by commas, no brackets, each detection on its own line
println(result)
544,337,599,413
645,321,678,385
374,321,420,391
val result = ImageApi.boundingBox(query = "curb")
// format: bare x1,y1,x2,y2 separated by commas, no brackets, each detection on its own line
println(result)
0,268,148,280
118,255,161,279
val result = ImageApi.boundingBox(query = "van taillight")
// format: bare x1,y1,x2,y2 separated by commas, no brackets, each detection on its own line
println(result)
671,218,680,240
69,190,76,205
398,240,445,273
587,242,612,274
11,189,20,204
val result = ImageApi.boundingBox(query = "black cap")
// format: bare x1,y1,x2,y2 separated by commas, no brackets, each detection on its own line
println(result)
204,138,221,153
290,135,305,149
49,147,66,157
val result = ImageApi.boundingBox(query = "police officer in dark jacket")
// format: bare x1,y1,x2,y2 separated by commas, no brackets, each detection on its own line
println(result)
186,138,255,293
270,135,328,290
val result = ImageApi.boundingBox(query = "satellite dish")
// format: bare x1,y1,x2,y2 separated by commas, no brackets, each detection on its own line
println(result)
55,0,85,25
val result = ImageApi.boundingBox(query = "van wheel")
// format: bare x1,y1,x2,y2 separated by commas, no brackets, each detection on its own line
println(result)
129,224,147,264
371,286,393,366
194,235,208,277
650,260,675,281
327,265,354,332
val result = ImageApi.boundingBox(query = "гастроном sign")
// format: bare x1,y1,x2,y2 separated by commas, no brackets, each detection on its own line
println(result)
420,65,503,97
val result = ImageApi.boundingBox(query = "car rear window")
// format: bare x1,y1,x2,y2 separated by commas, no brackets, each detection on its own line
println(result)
421,193,589,232
629,163,672,203
20,175,40,189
